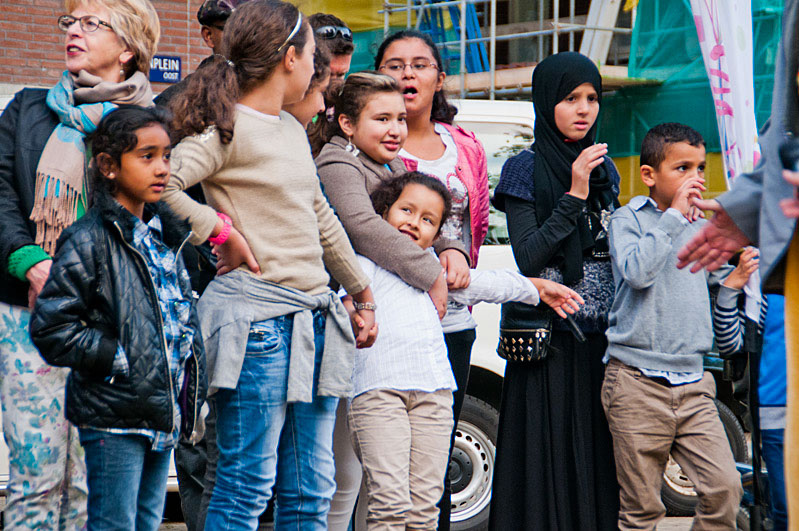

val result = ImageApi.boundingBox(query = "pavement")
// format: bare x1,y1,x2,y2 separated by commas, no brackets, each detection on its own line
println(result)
159,517,695,530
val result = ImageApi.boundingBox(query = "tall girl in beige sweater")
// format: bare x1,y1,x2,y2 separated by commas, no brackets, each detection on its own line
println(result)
161,2,375,529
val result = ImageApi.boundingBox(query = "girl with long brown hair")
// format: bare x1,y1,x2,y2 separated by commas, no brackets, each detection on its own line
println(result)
161,2,376,529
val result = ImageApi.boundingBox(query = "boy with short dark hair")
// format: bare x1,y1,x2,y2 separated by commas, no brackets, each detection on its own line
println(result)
602,122,743,530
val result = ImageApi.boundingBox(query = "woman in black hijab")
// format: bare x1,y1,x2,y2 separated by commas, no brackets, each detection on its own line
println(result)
490,52,620,530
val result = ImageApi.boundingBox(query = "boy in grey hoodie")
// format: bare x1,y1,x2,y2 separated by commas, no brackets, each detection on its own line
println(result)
602,123,742,530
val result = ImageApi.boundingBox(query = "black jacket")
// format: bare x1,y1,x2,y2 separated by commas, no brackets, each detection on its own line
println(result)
30,191,207,438
0,88,59,307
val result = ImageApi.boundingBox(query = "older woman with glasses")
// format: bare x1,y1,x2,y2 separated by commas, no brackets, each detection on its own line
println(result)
0,0,159,527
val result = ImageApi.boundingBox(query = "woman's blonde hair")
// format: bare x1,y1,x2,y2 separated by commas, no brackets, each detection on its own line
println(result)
64,0,160,75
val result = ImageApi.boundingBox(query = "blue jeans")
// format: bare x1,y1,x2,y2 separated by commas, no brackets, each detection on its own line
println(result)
79,429,171,531
761,428,787,531
205,312,338,531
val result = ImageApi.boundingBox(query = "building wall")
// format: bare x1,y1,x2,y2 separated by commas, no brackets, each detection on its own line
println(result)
0,0,213,94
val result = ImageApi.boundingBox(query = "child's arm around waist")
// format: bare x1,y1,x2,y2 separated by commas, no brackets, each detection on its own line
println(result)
609,205,688,289
29,229,117,377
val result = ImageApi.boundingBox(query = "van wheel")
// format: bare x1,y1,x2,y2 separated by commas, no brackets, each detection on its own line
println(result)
450,395,498,531
661,399,748,516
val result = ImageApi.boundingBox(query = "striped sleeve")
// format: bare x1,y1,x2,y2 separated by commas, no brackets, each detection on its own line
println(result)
713,285,744,356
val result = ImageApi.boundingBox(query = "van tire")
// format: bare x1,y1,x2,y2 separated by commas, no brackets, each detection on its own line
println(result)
661,398,748,516
450,395,498,531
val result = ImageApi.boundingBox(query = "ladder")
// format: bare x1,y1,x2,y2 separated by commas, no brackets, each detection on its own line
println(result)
417,0,489,73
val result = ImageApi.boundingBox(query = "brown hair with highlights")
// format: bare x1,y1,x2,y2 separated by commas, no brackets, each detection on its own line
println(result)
170,0,309,144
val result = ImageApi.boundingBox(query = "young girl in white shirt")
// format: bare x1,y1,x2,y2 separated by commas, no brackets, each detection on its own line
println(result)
340,172,583,530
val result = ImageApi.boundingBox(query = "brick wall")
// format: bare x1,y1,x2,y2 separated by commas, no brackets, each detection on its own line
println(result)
0,1,212,94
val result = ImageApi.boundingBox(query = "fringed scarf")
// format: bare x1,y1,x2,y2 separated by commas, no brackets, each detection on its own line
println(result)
31,70,153,255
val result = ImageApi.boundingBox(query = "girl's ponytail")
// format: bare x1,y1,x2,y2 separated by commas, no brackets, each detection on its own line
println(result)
169,0,309,144
170,55,239,144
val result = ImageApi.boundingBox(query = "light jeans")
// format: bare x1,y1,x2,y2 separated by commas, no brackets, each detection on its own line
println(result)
204,312,338,531
0,302,88,530
79,430,171,531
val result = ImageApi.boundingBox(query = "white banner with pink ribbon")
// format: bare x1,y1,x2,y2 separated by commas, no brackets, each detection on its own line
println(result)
690,0,760,187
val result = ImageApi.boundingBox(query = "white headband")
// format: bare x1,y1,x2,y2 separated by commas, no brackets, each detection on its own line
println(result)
277,13,303,52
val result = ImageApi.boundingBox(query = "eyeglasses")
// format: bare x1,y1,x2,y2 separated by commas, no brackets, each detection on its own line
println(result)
379,59,438,74
315,25,353,42
58,14,113,33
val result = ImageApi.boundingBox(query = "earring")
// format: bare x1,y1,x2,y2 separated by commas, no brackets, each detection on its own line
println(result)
345,137,360,157
109,173,115,179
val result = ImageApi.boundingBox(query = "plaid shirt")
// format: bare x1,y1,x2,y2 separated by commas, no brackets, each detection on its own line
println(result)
104,214,194,450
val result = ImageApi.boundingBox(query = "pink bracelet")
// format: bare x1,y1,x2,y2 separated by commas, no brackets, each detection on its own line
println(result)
208,213,232,245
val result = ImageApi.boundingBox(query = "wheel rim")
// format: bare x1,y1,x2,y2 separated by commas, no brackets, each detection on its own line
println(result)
663,455,697,497
450,420,495,522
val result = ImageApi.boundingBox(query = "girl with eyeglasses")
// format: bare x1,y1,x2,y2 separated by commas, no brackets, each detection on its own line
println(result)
162,1,376,529
374,29,490,530
0,0,159,527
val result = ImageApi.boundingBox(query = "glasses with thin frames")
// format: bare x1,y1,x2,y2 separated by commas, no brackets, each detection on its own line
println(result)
58,14,113,33
379,59,439,74
315,25,353,42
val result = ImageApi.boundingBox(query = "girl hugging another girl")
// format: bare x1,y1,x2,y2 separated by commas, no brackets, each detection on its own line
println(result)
340,172,583,530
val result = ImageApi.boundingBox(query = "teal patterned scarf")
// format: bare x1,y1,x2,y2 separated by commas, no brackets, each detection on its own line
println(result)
31,70,153,254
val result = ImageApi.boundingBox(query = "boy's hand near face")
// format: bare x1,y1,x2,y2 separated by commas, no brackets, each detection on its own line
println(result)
528,278,585,318
722,247,759,290
670,176,706,219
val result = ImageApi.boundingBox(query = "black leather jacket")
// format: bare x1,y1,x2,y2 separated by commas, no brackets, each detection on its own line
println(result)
30,191,207,438
0,88,59,307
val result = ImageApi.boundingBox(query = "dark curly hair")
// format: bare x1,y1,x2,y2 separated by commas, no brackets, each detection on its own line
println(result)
86,105,171,199
374,29,457,125
170,0,309,144
370,171,452,235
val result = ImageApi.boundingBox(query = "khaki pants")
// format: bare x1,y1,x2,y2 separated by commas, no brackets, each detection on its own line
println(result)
601,359,742,531
349,388,454,531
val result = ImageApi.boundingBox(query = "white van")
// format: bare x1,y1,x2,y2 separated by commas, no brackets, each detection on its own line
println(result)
446,99,533,531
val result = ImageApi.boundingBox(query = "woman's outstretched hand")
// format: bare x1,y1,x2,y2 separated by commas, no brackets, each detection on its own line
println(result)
213,226,261,276
528,278,585,319
568,143,608,200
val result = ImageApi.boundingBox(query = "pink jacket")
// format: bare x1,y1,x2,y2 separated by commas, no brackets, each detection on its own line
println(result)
401,121,489,267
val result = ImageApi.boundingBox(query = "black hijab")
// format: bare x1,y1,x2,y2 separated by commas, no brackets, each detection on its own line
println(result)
531,52,617,284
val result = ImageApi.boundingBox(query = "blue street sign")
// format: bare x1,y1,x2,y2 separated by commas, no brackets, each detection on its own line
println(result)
149,55,181,83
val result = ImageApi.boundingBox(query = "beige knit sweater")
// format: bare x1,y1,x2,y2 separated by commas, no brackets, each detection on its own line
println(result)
163,107,369,296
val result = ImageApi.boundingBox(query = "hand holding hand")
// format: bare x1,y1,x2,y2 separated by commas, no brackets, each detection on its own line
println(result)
723,247,759,290
528,278,585,319
25,259,52,309
568,143,608,200
350,287,378,348
213,226,261,276
427,270,448,320
670,176,706,217
676,199,751,272
440,249,470,289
